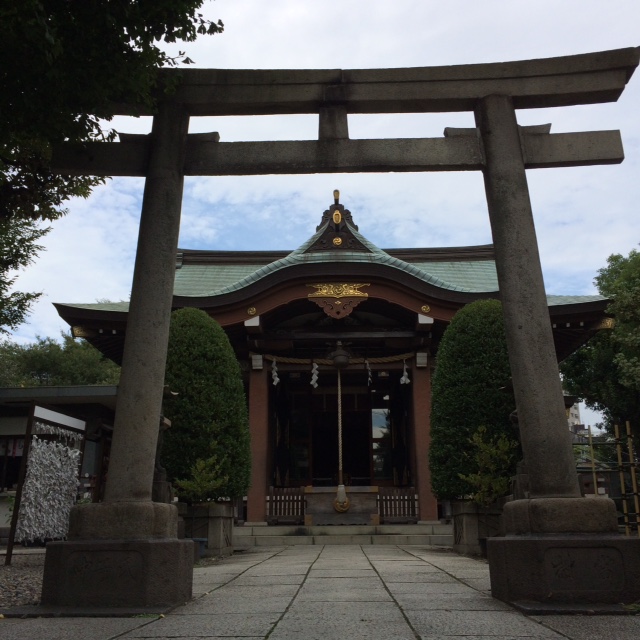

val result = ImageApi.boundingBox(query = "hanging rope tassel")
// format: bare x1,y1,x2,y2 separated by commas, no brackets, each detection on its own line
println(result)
334,367,350,512
400,359,410,385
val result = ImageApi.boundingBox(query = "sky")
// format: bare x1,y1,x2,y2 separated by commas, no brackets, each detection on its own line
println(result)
9,0,640,426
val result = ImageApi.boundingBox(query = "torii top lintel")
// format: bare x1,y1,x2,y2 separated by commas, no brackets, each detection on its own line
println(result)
135,47,640,116
52,47,639,177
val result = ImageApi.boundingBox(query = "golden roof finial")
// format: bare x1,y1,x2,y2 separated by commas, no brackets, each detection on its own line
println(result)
333,189,340,204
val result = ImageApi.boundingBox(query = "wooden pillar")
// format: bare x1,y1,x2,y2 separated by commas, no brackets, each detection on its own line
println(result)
246,366,269,523
411,362,438,521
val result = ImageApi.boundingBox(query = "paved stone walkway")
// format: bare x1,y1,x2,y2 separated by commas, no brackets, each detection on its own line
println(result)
3,545,640,639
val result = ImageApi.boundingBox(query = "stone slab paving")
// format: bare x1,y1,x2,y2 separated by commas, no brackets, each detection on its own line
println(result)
530,615,640,640
3,545,640,639
1,617,154,640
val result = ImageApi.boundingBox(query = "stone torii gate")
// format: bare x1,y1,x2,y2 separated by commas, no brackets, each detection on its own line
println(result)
42,47,640,608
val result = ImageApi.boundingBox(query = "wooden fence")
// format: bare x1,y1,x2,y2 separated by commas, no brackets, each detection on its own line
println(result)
266,486,305,525
266,486,418,525
378,486,418,523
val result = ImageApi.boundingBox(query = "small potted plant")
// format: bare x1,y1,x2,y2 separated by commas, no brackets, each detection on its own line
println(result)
455,426,518,556
175,455,234,558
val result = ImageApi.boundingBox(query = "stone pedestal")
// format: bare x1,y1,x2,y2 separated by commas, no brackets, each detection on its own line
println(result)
501,497,618,535
184,503,234,558
452,501,503,557
488,534,640,605
41,538,194,607
41,502,194,608
487,497,640,605
206,503,234,557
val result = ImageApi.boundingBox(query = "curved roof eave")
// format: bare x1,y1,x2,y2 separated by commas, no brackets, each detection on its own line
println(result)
54,292,609,326
53,302,130,324
172,259,500,310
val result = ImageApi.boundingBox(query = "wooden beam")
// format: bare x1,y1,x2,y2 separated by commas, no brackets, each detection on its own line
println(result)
261,331,419,340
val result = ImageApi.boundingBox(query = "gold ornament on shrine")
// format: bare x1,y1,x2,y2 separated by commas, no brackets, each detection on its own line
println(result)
307,283,370,319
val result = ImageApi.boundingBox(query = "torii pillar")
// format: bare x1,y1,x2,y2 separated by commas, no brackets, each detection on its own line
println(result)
41,103,194,608
476,94,640,607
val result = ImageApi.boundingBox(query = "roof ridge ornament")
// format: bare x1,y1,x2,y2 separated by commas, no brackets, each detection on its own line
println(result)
305,192,372,253
315,190,358,232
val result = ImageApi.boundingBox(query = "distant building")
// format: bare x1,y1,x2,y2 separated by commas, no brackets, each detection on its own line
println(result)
567,402,582,428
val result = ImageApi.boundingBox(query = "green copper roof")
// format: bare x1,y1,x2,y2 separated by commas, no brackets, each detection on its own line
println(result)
174,221,501,297
407,261,499,292
175,265,256,296
58,209,607,313
68,301,130,312
546,294,606,306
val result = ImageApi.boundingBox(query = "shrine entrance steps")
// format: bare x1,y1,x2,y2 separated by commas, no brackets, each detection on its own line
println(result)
234,522,453,548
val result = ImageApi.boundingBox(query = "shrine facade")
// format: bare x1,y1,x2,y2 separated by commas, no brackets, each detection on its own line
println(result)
55,194,609,524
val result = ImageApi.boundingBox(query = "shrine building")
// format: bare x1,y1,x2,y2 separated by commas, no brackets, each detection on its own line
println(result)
55,193,609,524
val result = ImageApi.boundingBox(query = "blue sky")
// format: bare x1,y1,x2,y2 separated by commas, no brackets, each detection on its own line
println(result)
8,0,640,426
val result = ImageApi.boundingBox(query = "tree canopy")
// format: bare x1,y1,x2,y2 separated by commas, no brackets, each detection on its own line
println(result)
1,2,223,171
0,333,121,386
429,299,518,502
162,308,251,502
561,248,640,438
0,218,50,333
0,1,223,330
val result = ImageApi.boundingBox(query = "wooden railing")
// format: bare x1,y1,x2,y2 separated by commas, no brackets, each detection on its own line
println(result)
266,487,305,525
378,486,418,523
266,485,419,525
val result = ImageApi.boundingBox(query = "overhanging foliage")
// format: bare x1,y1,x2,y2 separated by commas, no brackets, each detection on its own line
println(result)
0,1,223,329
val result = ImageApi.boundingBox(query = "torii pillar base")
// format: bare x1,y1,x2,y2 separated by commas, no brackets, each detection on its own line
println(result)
487,498,640,607
41,502,194,609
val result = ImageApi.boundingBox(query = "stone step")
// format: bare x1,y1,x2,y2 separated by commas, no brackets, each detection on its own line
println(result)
235,523,452,537
233,523,453,547
234,533,453,547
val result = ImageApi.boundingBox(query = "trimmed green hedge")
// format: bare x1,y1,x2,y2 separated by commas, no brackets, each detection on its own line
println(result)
429,299,517,500
162,308,251,501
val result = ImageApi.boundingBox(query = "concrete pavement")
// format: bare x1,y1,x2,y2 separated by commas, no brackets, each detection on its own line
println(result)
3,544,640,639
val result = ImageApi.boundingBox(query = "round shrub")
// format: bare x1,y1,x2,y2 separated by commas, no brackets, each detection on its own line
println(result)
162,308,251,501
429,299,518,501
